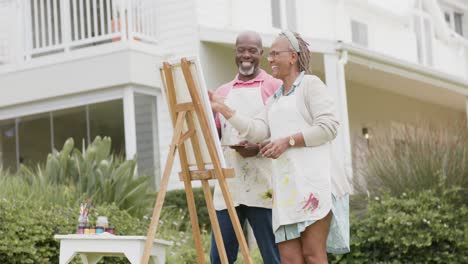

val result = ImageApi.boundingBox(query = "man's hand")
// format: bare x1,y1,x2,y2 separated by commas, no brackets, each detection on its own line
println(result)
260,137,289,159
234,141,260,158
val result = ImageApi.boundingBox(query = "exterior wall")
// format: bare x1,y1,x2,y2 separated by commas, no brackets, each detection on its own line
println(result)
0,49,161,108
298,0,339,40
199,42,237,90
196,0,231,28
158,0,199,58
199,42,274,90
196,0,468,80
340,2,417,63
433,39,468,78
347,80,465,141
0,0,18,65
196,0,276,34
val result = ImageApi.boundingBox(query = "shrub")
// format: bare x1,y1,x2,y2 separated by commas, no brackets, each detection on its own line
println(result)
330,188,468,263
164,187,212,230
355,122,467,198
0,199,150,263
0,196,213,264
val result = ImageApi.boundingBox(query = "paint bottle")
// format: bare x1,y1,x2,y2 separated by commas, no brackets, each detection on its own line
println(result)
77,225,85,234
96,216,108,234
77,215,88,234
96,226,105,234
105,227,116,235
96,216,108,228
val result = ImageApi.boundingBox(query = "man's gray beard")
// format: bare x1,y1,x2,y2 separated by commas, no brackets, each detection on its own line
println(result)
238,65,255,76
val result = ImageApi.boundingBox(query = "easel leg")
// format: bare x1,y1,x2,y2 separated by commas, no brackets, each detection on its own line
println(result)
181,177,206,264
141,113,185,264
217,178,253,264
201,180,229,264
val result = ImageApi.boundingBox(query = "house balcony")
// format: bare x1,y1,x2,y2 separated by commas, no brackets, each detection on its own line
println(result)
0,0,160,71
0,0,166,110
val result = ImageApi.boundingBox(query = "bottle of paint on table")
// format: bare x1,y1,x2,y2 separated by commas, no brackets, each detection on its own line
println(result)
96,216,108,234
77,215,88,234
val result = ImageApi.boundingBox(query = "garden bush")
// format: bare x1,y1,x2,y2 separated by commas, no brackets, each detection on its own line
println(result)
0,199,150,263
329,188,468,263
164,187,211,230
0,196,217,264
355,122,467,199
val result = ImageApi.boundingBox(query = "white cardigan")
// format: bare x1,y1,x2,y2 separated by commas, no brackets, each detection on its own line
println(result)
228,74,352,197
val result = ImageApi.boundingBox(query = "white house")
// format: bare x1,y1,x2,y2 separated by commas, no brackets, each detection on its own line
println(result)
0,0,467,189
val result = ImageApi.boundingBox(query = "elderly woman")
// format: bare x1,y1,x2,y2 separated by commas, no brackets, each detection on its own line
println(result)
209,30,350,263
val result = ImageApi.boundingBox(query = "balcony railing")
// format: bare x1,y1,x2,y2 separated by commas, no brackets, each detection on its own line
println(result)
1,0,158,65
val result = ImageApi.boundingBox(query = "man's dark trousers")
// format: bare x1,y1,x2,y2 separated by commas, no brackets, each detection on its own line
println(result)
210,205,280,264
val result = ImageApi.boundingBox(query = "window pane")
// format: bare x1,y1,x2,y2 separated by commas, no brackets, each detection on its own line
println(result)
286,0,297,31
351,20,368,47
271,0,281,28
89,99,125,156
424,17,433,66
18,112,51,166
0,119,17,171
454,12,463,36
413,16,423,64
444,12,451,24
53,106,87,152
134,93,160,186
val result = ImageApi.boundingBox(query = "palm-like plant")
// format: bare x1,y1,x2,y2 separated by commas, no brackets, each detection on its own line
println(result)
19,137,155,218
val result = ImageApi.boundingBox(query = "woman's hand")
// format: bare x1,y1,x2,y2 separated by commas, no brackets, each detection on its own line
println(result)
208,90,225,113
208,90,235,119
260,137,289,159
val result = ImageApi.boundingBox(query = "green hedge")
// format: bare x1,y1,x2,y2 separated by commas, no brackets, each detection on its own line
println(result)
164,187,212,230
0,199,149,264
2,186,465,263
330,188,468,263
0,188,212,264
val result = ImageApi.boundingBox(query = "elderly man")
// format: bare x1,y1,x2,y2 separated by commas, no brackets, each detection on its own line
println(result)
210,31,281,264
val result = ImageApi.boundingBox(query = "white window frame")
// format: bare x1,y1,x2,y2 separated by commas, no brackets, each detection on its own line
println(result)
271,0,297,31
442,5,465,36
412,7,434,66
350,19,369,47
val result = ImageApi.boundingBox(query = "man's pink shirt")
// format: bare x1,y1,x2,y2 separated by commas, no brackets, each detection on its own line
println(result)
214,69,282,128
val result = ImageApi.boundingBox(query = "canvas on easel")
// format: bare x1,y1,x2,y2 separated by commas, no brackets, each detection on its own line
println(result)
141,57,252,264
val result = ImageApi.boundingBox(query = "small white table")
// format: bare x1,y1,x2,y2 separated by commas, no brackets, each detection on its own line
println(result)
54,234,173,264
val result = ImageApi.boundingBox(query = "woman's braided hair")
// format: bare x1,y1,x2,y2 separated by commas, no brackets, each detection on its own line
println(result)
294,32,312,74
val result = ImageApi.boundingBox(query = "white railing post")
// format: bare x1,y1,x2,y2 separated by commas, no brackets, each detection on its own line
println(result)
53,0,59,45
16,0,26,63
126,0,133,41
40,0,46,47
61,0,71,52
119,0,127,41
46,0,52,46
99,0,104,36
22,0,32,61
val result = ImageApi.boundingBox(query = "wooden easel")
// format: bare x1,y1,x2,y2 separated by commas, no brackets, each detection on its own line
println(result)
141,58,253,264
